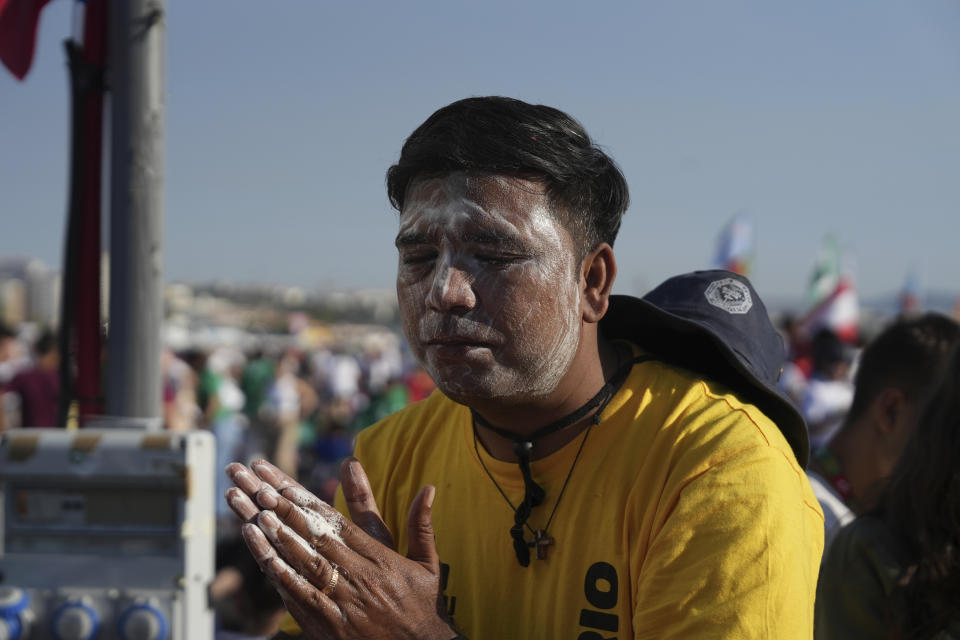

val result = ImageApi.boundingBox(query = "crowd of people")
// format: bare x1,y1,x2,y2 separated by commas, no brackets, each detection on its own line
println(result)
0,322,433,505
168,332,437,525
0,323,59,431
0,320,435,639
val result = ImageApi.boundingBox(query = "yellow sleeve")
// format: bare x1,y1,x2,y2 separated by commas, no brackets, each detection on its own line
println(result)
277,612,303,636
633,440,824,638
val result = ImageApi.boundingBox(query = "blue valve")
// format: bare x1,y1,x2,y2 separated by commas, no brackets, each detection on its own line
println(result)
0,588,29,640
51,600,100,640
118,603,168,640
0,616,23,640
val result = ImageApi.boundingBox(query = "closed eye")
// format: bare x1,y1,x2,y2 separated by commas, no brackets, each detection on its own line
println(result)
476,253,526,266
401,251,437,265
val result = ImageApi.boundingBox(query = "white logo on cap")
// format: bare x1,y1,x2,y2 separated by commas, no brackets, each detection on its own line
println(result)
705,278,753,315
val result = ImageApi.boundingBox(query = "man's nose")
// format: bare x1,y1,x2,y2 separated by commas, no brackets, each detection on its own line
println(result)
427,263,476,313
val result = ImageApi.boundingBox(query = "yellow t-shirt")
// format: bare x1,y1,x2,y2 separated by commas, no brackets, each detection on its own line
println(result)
282,352,824,638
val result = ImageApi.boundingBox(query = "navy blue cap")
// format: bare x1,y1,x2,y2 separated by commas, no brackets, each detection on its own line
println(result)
599,270,809,467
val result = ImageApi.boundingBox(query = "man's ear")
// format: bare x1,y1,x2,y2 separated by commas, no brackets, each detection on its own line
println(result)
871,387,907,435
581,243,617,324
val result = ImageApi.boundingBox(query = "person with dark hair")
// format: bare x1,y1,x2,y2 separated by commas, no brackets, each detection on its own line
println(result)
808,313,960,555
815,344,960,638
0,323,28,428
226,96,822,639
0,323,21,381
384,97,629,265
0,328,60,430
801,328,855,450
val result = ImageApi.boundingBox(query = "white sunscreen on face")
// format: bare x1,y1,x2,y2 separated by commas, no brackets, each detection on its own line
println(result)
399,174,582,399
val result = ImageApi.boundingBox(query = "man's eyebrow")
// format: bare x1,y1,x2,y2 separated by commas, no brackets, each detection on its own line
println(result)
395,231,431,248
461,230,529,252
395,229,530,252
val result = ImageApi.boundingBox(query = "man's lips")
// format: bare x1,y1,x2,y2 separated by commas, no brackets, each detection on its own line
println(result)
423,336,497,358
425,336,494,348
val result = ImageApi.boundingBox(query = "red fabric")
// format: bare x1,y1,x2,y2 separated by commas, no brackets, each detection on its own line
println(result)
797,277,859,345
0,0,53,80
3,367,60,427
723,258,749,276
75,0,108,422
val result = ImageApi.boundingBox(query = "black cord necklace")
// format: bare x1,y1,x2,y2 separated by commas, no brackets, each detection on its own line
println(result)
471,353,643,566
473,415,595,566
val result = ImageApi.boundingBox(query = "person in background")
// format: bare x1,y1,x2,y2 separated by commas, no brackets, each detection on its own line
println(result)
206,347,249,536
801,328,855,450
815,343,960,638
403,365,435,404
777,313,810,406
808,313,960,556
0,323,29,429
0,323,27,383
0,328,60,430
265,351,317,477
162,347,199,431
360,335,403,396
241,348,276,459
325,345,361,406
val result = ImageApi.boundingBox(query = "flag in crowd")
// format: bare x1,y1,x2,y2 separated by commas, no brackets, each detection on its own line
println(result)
712,213,754,276
797,236,859,343
898,269,923,316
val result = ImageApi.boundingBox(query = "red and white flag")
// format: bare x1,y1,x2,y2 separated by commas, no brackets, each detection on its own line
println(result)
798,275,859,344
0,0,54,80
797,237,859,343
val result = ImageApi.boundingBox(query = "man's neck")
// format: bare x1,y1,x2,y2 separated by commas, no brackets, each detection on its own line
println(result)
828,422,882,514
472,334,624,462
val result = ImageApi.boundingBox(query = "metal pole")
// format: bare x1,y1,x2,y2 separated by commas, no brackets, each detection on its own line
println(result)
106,0,165,422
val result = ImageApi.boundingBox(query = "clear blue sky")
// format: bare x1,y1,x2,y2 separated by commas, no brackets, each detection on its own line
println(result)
2,0,958,303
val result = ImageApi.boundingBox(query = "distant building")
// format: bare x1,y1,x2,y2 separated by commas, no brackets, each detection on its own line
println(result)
0,278,26,326
0,257,60,327
25,260,59,325
164,282,195,315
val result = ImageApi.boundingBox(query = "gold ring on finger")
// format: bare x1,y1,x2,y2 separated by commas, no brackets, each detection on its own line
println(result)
321,565,339,595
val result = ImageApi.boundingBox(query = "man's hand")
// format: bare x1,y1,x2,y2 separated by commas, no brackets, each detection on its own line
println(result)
225,458,458,640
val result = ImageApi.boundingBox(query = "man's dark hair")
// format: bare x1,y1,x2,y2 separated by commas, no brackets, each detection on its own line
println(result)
846,313,960,423
0,323,14,341
386,96,630,260
811,328,849,371
881,344,960,637
33,329,57,357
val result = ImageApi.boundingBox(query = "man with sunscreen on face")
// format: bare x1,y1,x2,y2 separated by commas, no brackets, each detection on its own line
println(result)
227,96,823,639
